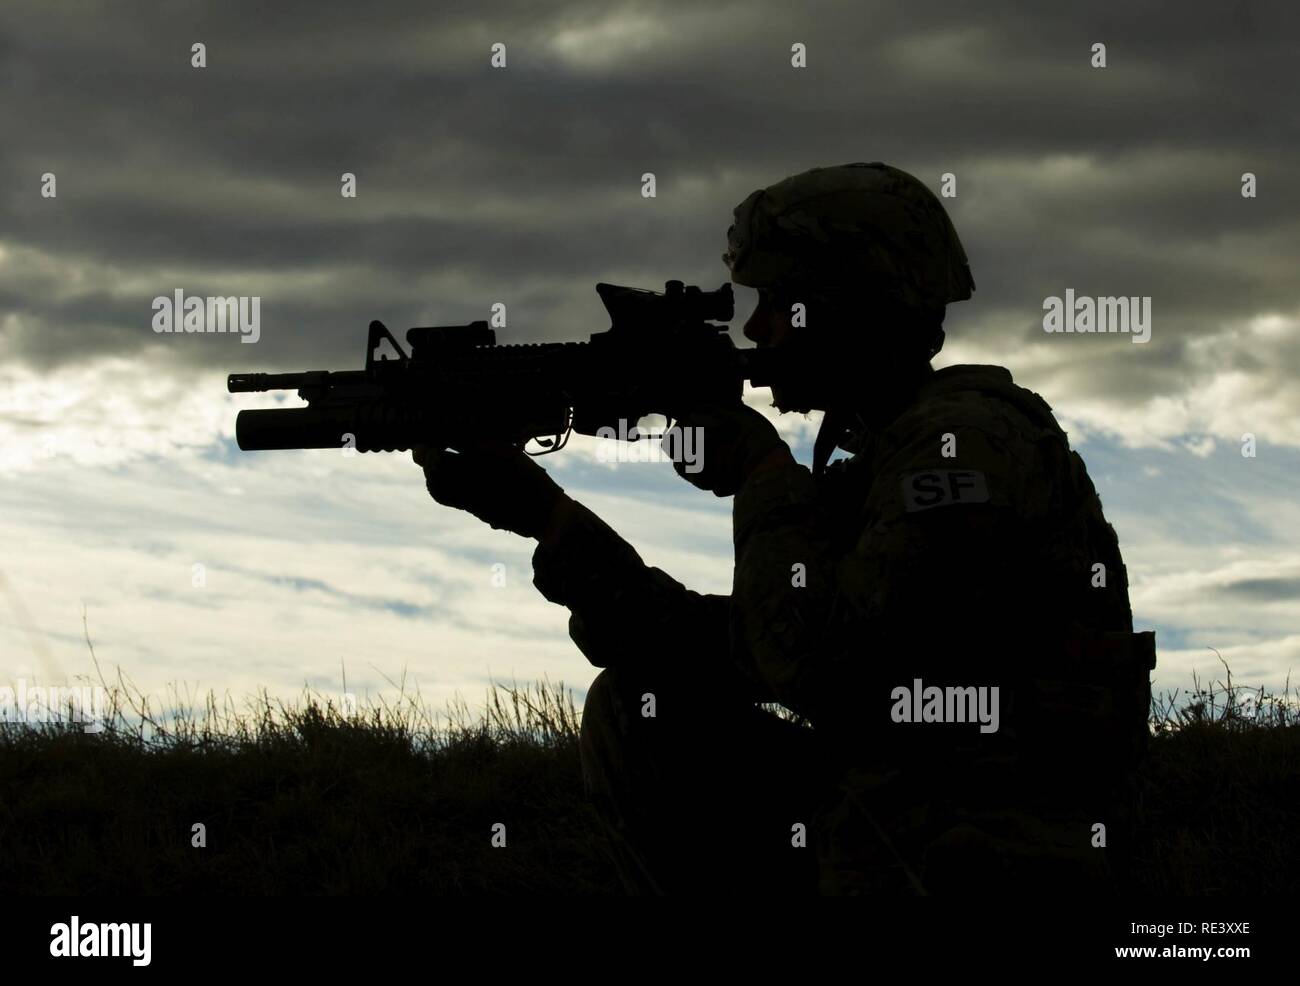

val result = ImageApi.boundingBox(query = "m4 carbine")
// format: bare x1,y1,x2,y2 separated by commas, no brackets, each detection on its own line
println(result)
227,280,778,454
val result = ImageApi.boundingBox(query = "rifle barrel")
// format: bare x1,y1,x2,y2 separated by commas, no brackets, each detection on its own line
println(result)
228,372,313,393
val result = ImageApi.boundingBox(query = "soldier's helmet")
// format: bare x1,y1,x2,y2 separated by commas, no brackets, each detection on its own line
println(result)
723,162,975,311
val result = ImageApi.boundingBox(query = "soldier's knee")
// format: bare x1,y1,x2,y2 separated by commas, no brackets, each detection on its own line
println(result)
581,666,663,815
581,667,627,735
580,668,633,775
583,664,658,725
580,668,608,735
580,666,673,784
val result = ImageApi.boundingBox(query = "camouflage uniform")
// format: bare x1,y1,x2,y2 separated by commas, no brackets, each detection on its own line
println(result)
533,163,1155,895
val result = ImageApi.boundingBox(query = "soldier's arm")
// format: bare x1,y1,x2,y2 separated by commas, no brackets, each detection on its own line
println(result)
730,458,843,717
531,498,730,669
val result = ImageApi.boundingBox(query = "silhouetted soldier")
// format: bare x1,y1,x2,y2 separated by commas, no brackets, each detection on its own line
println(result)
415,162,1154,895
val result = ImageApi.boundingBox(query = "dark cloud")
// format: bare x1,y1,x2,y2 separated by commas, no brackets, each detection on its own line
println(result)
2,0,1299,430
1220,577,1300,602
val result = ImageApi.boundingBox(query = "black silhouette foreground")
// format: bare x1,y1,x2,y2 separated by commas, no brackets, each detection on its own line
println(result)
410,163,1156,895
227,161,1157,895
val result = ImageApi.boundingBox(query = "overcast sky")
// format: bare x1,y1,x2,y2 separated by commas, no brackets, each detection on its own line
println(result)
2,0,1297,720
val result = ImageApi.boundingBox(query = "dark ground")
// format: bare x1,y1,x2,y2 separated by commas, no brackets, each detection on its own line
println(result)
1,675,1296,894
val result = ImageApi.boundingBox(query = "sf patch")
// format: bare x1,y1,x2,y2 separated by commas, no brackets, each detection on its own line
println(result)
901,470,989,512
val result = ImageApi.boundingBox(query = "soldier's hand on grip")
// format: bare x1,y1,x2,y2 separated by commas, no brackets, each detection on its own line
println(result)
413,444,567,539
667,404,792,497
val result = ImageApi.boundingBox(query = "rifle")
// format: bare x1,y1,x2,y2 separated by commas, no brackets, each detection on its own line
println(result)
227,280,777,454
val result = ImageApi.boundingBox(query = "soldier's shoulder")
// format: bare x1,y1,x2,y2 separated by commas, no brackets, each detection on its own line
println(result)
904,364,1064,436
873,364,1069,463
859,364,1071,517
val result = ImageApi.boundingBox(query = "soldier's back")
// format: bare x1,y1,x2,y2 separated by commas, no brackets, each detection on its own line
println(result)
811,364,1153,894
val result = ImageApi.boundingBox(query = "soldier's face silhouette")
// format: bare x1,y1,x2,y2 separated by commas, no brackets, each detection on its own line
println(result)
743,286,935,418
744,290,811,412
743,288,843,414
742,290,794,347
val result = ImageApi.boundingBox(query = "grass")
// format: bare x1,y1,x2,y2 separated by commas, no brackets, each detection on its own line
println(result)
1134,653,1299,894
1,633,1297,895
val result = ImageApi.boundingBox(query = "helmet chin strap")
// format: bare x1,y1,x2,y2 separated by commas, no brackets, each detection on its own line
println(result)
811,364,930,476
812,408,849,477
770,363,845,477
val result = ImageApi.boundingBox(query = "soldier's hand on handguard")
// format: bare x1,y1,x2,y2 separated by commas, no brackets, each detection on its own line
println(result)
667,404,794,497
412,443,574,540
